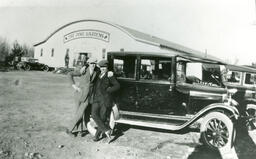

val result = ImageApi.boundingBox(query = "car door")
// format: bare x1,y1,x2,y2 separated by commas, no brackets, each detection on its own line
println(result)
109,55,138,111
133,56,184,115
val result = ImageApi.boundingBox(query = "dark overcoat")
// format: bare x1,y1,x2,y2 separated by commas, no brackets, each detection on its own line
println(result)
92,73,120,108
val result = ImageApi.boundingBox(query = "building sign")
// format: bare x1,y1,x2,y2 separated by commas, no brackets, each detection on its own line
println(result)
64,30,110,43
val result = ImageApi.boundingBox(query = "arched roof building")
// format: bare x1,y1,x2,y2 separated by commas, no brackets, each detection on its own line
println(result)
34,19,218,68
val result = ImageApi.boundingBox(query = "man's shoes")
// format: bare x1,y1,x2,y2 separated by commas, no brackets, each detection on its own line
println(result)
105,129,113,144
65,129,77,137
93,130,102,142
79,130,89,137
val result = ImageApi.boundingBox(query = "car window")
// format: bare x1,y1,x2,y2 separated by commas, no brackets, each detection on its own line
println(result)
140,58,172,81
245,73,256,85
177,58,223,87
113,56,136,79
176,61,186,82
226,71,241,84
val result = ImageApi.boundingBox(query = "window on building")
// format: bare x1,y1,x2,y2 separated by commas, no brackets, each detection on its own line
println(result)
102,48,106,59
51,48,54,57
40,48,43,57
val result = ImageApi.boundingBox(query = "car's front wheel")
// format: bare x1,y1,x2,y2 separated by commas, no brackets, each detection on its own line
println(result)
246,104,256,131
200,112,235,152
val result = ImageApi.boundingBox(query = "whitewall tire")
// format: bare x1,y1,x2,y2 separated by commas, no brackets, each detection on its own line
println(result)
200,112,235,152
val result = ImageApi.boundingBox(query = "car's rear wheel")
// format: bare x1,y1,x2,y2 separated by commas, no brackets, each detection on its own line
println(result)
43,65,49,72
246,104,256,131
200,112,235,152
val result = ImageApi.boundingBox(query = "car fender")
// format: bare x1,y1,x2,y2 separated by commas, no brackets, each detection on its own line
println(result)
247,103,256,110
173,103,240,130
245,98,256,104
199,103,240,119
87,104,120,136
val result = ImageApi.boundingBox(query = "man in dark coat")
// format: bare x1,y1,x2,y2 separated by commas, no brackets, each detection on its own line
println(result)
91,60,120,142
66,57,100,136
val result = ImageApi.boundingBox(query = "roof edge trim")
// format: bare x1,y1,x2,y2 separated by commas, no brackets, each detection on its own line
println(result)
33,19,139,46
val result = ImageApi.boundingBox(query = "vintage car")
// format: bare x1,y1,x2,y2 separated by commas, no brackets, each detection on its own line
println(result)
16,58,50,71
85,51,241,151
224,64,256,130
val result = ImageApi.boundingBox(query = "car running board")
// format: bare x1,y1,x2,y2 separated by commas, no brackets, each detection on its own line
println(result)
114,118,196,131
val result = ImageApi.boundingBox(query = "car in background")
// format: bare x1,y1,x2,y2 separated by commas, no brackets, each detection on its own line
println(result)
224,64,256,130
16,58,50,71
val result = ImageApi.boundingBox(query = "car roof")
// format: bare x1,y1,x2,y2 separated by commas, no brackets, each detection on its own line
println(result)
226,64,256,74
108,51,226,64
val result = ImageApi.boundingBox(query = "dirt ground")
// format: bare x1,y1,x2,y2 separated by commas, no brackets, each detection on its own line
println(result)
1,71,256,159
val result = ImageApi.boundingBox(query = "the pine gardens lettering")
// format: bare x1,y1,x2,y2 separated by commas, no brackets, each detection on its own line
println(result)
64,30,110,43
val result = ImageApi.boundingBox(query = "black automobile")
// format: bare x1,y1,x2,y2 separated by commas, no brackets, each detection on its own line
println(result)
16,58,50,71
224,64,256,130
86,51,240,151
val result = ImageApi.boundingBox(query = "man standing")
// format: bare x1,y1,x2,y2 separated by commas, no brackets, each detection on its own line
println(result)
66,57,100,136
91,60,120,143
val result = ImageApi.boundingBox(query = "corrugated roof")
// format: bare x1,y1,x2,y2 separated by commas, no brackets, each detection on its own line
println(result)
116,24,223,62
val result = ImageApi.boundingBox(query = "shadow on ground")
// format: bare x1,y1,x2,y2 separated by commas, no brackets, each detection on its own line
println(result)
233,119,256,159
186,119,256,159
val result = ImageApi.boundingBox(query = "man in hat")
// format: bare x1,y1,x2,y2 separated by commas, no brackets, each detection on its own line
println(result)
66,57,100,136
91,59,120,142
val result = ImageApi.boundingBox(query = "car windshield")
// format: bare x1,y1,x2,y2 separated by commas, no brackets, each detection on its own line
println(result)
177,57,223,87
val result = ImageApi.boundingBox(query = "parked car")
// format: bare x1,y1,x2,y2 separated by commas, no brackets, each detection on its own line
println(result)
224,64,256,130
16,58,50,71
87,51,240,151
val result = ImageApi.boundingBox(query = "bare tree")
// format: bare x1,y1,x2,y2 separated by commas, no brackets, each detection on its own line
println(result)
11,40,23,57
22,44,34,57
0,36,10,62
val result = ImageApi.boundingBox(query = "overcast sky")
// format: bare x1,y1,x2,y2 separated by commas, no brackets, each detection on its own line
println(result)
0,0,256,65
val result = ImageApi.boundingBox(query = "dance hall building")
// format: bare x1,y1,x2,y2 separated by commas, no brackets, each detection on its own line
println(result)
34,19,210,68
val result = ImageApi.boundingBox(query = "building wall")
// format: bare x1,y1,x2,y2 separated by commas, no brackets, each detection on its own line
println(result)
34,21,171,68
